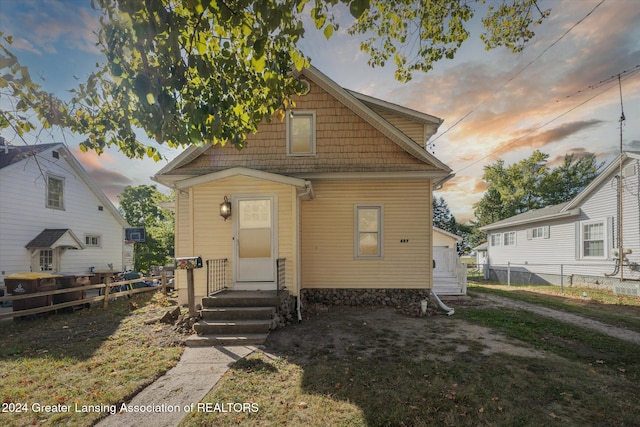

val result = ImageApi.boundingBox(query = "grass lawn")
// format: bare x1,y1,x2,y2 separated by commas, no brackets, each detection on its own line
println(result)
467,280,640,333
0,292,185,427
184,288,640,427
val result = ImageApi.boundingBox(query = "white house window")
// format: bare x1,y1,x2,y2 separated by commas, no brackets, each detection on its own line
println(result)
503,231,516,246
528,226,550,240
39,250,54,271
355,205,383,258
490,233,502,247
85,234,101,247
532,227,544,239
582,221,605,258
46,175,64,209
287,111,316,155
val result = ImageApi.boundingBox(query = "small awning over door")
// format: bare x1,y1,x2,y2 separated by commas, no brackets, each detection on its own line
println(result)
25,229,85,250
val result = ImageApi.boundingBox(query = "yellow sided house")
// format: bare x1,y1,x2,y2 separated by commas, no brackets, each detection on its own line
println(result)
153,67,453,345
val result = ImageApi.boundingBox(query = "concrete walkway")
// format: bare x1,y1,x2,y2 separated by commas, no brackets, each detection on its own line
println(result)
95,346,257,427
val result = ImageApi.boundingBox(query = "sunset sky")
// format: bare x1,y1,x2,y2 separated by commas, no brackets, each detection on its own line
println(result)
1,0,639,223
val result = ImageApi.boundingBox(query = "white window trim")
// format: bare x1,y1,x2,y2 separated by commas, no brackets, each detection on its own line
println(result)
490,233,502,247
354,204,383,259
85,234,102,248
39,249,54,271
286,110,316,156
503,231,516,246
531,226,544,239
579,218,609,260
46,174,65,210
527,225,550,240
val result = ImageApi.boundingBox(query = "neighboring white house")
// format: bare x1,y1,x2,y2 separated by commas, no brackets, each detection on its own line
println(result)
473,242,488,275
0,141,129,289
432,226,467,295
479,152,640,294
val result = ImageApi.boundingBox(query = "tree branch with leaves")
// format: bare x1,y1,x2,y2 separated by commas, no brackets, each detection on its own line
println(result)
1,0,551,160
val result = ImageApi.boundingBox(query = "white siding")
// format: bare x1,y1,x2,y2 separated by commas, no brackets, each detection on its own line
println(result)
486,157,640,281
0,147,125,284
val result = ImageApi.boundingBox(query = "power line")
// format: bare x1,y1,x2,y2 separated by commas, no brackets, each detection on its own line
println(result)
452,68,639,176
429,0,607,147
558,65,640,101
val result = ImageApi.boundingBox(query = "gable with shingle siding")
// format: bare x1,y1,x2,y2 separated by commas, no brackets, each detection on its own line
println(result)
168,78,441,176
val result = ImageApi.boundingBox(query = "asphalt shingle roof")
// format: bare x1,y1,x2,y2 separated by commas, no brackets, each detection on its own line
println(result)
26,229,71,249
0,143,59,169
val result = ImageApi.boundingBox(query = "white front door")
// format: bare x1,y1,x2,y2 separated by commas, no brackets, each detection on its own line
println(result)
433,246,454,277
234,196,277,289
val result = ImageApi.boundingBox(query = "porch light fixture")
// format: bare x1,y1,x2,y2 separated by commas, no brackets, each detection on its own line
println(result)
219,196,231,221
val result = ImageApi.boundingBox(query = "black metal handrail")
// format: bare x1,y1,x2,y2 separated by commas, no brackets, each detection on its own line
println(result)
206,258,228,296
276,258,286,296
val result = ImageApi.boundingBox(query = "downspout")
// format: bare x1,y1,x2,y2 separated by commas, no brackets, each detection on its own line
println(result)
430,290,455,315
296,181,313,322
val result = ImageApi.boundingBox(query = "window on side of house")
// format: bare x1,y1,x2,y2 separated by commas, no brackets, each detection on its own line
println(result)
582,220,605,258
490,233,502,247
46,175,64,210
39,249,54,271
287,111,316,155
503,231,516,246
85,234,101,247
528,225,550,240
355,205,383,258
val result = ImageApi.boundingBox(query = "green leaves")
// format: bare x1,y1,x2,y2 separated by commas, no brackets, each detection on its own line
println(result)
482,0,551,53
474,150,602,226
0,1,551,160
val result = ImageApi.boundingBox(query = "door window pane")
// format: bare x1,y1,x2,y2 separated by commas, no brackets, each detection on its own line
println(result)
238,200,271,259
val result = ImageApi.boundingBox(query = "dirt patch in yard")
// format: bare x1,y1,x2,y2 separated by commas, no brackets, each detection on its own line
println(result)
266,300,549,363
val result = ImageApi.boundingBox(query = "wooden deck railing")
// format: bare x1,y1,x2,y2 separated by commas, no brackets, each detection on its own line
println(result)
0,273,168,320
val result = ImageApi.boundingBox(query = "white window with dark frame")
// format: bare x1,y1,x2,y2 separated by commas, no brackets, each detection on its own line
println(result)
355,205,383,258
580,219,607,259
85,234,101,248
503,231,516,246
287,111,316,155
46,175,64,209
490,233,502,247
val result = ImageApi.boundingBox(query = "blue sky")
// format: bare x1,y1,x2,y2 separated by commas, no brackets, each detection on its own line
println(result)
1,0,639,222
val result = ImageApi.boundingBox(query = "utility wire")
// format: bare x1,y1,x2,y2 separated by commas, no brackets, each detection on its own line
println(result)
559,64,640,101
429,0,607,146
453,68,639,175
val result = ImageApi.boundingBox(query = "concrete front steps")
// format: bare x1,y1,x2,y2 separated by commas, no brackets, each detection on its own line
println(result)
186,290,287,347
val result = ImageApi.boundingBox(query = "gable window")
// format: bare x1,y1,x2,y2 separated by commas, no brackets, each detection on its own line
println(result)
47,175,64,210
490,233,502,247
582,220,605,258
287,111,316,155
85,234,101,247
503,231,516,246
355,205,383,258
39,250,54,271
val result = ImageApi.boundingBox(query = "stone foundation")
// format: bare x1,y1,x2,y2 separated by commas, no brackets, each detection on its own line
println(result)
300,288,432,317
273,293,297,328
